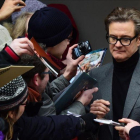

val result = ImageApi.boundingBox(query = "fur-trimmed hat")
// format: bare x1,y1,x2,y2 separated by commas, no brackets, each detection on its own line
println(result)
11,0,46,24
28,7,73,47
0,76,28,111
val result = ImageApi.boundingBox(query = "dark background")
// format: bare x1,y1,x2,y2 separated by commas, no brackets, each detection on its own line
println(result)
0,0,140,64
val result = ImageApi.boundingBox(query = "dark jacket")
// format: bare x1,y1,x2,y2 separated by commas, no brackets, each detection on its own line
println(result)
12,115,84,140
0,45,20,67
129,126,140,140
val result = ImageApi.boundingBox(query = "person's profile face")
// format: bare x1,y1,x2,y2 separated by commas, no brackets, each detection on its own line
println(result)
16,99,27,121
46,33,72,59
108,21,140,62
37,68,50,94
9,99,27,122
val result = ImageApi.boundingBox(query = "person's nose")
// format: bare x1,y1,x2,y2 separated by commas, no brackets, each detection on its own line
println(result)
115,40,123,47
67,40,70,45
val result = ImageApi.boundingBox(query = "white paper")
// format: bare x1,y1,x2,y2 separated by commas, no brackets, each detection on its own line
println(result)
94,118,121,126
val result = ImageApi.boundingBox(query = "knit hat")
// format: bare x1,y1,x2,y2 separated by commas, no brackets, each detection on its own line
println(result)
0,76,28,111
0,25,12,51
11,0,46,24
28,7,73,47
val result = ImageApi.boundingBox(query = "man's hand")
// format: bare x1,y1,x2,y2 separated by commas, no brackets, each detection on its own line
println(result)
0,0,25,21
10,38,34,56
90,99,110,118
115,126,126,140
77,87,98,106
63,44,85,81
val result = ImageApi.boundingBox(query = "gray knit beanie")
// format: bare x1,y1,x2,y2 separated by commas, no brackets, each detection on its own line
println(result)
11,0,46,24
0,76,28,111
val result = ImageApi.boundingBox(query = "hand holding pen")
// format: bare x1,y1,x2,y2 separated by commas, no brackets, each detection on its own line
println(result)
90,99,110,119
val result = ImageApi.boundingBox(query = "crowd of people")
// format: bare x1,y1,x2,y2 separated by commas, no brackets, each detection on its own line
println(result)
1,0,140,140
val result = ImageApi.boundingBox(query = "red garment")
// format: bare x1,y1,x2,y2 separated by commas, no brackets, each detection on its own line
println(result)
46,53,66,70
27,87,42,102
72,138,78,140
4,45,20,62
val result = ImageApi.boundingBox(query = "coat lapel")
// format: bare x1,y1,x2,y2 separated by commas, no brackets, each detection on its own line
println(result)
99,64,114,137
123,60,140,118
98,60,140,138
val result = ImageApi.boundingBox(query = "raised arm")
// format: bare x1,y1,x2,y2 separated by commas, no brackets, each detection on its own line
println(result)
0,0,25,21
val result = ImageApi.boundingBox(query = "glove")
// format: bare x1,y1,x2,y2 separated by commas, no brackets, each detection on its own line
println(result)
80,113,99,132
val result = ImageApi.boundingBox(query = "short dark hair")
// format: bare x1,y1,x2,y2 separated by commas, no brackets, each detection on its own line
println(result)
105,7,140,35
18,54,46,84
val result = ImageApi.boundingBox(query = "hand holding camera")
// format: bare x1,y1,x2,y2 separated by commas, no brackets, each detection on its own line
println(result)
63,44,85,81
73,41,92,59
63,41,91,81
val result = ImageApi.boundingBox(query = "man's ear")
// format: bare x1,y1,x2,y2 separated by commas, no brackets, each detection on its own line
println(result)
32,73,40,86
137,35,140,47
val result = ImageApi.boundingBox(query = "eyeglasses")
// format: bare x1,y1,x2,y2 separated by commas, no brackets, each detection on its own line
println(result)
41,71,51,75
67,36,73,42
106,34,138,46
20,101,28,106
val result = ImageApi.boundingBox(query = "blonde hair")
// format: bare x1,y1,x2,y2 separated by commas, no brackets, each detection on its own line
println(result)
0,107,19,140
12,12,33,39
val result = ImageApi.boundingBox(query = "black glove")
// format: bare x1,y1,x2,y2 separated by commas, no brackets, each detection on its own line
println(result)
24,101,43,117
0,117,9,135
80,113,99,132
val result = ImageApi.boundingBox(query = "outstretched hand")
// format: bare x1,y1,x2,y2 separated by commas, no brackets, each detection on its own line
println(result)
77,87,98,106
115,118,140,140
0,0,25,21
119,118,140,135
63,44,85,81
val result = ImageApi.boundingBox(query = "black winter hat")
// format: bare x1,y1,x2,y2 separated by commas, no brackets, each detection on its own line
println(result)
28,7,73,47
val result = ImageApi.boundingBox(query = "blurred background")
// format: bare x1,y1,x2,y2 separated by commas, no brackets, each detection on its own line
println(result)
0,0,140,64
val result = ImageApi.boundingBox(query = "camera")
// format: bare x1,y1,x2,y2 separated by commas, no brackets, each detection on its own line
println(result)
73,41,92,58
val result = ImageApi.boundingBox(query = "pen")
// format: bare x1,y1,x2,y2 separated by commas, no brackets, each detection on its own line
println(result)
78,65,83,72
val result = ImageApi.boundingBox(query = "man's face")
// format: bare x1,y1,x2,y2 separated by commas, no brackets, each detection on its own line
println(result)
50,39,70,59
109,21,140,62
46,33,72,59
38,68,50,94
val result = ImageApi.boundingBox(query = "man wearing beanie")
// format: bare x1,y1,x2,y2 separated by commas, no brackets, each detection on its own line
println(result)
28,7,72,47
27,7,88,117
28,7,84,81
